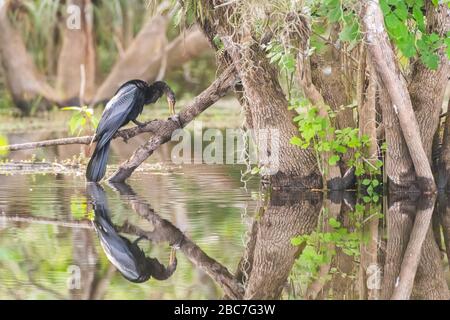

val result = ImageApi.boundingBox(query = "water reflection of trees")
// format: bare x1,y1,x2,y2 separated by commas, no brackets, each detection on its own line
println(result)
1,173,450,299
234,191,449,300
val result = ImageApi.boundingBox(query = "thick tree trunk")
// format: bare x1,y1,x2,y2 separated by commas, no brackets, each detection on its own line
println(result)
409,1,450,186
379,84,416,190
310,24,356,170
0,1,60,114
361,0,436,193
234,46,321,188
56,0,96,105
198,0,321,189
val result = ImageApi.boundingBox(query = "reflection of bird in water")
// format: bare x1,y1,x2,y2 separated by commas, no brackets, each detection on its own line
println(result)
86,80,177,182
87,183,177,283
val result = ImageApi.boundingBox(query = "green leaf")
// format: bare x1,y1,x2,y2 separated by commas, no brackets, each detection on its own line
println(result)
362,179,371,186
420,53,439,70
251,167,260,175
328,155,340,165
339,21,359,42
327,5,343,23
290,136,303,146
412,4,425,32
291,237,305,246
394,2,408,21
329,218,341,228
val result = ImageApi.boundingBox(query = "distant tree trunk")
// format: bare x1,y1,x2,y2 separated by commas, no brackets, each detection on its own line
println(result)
56,0,96,105
0,0,60,114
91,21,210,105
91,14,169,104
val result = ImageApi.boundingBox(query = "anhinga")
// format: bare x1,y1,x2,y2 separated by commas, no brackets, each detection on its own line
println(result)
86,80,176,182
88,183,177,282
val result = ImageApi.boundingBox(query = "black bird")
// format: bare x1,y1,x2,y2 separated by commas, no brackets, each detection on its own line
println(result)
87,183,177,283
86,80,176,182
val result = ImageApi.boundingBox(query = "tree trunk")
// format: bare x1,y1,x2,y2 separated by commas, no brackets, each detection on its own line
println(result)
198,0,322,189
310,24,356,170
56,0,96,105
235,46,321,188
361,0,436,193
379,84,416,190
0,0,60,114
411,226,450,300
408,1,450,186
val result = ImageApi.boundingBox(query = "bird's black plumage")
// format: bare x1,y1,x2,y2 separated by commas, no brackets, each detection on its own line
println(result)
87,183,177,283
86,80,176,182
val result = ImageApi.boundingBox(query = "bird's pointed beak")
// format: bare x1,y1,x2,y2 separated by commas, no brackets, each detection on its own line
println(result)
169,247,177,265
168,98,176,117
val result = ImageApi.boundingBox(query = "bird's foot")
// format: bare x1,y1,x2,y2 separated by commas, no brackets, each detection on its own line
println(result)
169,114,182,127
132,119,146,127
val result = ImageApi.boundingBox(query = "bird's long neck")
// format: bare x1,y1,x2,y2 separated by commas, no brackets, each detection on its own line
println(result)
144,81,168,104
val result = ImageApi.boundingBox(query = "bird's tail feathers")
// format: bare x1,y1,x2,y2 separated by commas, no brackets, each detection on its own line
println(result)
86,141,111,182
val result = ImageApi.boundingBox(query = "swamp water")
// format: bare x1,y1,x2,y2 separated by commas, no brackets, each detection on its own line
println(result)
0,123,449,300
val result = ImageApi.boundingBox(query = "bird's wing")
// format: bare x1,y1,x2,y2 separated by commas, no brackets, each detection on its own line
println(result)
95,84,143,149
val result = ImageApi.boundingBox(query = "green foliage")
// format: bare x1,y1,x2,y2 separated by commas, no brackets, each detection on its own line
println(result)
61,106,98,136
291,212,361,283
265,41,297,75
290,97,383,199
380,0,450,69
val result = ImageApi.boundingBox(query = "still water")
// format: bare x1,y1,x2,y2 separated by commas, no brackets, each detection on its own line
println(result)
0,131,449,300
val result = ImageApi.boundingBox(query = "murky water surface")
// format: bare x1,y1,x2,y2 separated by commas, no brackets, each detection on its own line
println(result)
0,130,449,299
